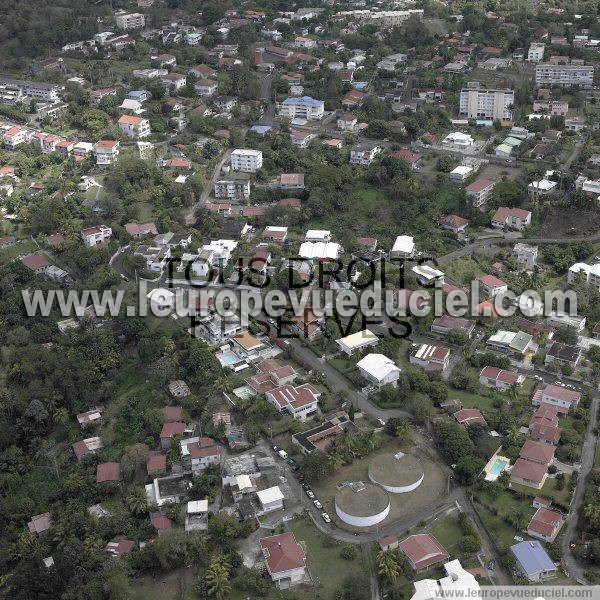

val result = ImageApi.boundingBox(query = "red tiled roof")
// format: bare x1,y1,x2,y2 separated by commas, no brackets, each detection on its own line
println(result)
510,458,546,483
162,406,183,422
96,462,120,483
528,508,563,538
160,421,187,439
147,454,167,474
478,274,507,288
399,534,449,570
466,178,495,193
480,365,520,385
454,408,487,427
151,514,173,531
260,533,305,574
188,442,220,459
21,253,49,271
519,439,555,464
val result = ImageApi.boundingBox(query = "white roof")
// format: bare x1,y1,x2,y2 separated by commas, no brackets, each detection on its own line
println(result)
146,287,175,305
232,148,262,157
187,499,208,513
337,329,378,350
488,330,516,345
528,179,557,191
305,229,330,240
410,560,478,600
450,165,473,176
444,131,474,144
264,226,288,233
236,474,253,489
257,485,284,505
570,262,600,276
299,241,341,259
412,264,444,280
357,353,400,380
392,235,415,254
119,98,142,110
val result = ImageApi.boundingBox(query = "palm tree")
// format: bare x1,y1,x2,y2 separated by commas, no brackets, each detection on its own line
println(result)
376,550,401,584
204,557,231,599
126,486,148,516
395,421,413,441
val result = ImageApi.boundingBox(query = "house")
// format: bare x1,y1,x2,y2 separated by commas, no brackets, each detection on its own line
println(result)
147,454,167,475
454,408,487,427
277,96,324,120
279,173,305,190
399,534,449,571
409,344,450,372
378,534,399,552
151,514,173,535
162,406,183,423
439,214,468,234
168,380,190,398
342,89,365,110
231,149,263,173
394,289,430,314
514,243,538,270
77,406,104,427
94,140,120,165
72,436,103,461
510,541,557,581
532,384,580,414
466,178,495,207
441,132,474,148
390,149,422,170
265,383,320,421
117,115,151,138
96,462,120,484
28,513,52,534
291,307,325,340
185,499,209,531
257,485,285,513
106,538,135,557
161,73,187,92
448,165,473,183
160,421,189,449
259,532,306,586
519,439,555,465
510,458,547,489
491,207,532,230
544,343,582,368
292,412,356,454
195,79,218,97
479,366,524,390
431,316,475,338
350,143,381,166
214,175,251,199
3,126,27,149
545,312,586,332
337,113,358,131
477,274,508,297
81,225,112,247
356,354,401,389
187,440,221,473
528,178,557,197
291,130,315,148
336,329,378,355
21,253,50,275
567,262,600,290
189,64,216,79
533,497,552,510
409,559,479,600
390,235,415,259
486,330,536,356
527,508,564,542
262,226,288,243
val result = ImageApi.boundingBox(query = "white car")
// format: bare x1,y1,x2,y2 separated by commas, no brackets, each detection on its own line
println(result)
305,489,315,499
313,499,323,509
321,512,331,523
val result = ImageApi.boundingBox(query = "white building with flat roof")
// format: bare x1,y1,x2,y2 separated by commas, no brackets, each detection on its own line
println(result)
230,149,263,173
568,262,600,290
459,85,514,120
410,560,479,600
390,235,415,259
257,486,284,513
336,329,379,355
528,43,545,62
357,354,401,388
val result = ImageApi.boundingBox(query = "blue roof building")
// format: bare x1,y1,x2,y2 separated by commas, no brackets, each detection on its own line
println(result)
128,90,151,102
278,96,324,120
510,541,557,581
249,125,273,136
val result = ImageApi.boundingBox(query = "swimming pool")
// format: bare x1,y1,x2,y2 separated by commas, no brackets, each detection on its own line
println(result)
486,458,509,481
221,352,239,365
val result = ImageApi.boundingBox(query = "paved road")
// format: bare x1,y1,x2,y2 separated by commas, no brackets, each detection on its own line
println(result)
562,396,599,581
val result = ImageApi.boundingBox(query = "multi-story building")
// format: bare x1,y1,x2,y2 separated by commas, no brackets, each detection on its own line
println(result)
230,149,263,173
214,175,251,199
0,77,60,102
3,126,27,150
466,178,496,207
527,43,545,62
277,96,324,120
117,115,151,138
514,243,538,270
568,262,600,290
93,140,120,165
535,63,594,88
349,144,381,166
81,225,113,247
491,207,532,230
115,11,146,30
459,83,514,120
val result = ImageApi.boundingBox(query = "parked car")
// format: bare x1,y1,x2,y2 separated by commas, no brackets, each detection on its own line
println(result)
313,499,323,509
272,445,279,452
321,512,331,523
277,449,288,459
305,489,315,499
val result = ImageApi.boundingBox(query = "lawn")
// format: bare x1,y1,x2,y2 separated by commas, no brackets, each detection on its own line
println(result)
428,514,464,553
443,257,485,286
446,389,496,412
289,516,367,599
474,502,521,551
0,239,36,262
511,476,572,506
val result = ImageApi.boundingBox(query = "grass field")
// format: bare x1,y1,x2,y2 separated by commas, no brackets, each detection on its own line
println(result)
428,514,464,553
511,476,572,506
446,389,496,412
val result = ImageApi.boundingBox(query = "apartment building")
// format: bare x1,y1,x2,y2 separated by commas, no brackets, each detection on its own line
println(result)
230,149,263,173
214,176,251,199
277,96,325,120
0,77,60,102
459,84,514,120
535,63,594,88
117,115,151,138
81,225,113,247
466,178,496,207
567,262,600,290
3,126,27,150
115,11,146,30
93,140,120,165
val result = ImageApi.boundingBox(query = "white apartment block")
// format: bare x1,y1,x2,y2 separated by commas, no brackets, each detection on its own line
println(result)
230,149,263,173
3,126,27,150
277,96,325,121
528,43,545,62
568,262,600,290
514,243,538,270
459,85,514,120
93,140,120,165
81,225,112,247
214,178,251,200
535,63,594,88
115,11,146,30
0,77,60,102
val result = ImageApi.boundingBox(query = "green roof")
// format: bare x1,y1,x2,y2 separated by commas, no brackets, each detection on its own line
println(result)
496,143,512,154
504,136,522,147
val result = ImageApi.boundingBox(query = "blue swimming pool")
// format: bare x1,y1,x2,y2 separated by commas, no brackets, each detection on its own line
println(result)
222,353,238,365
488,458,509,479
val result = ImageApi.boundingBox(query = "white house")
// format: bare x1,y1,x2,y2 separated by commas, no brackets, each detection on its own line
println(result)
390,235,415,259
117,115,151,138
81,225,112,247
514,243,538,270
350,144,381,166
93,140,120,165
265,383,320,421
257,486,284,513
477,274,508,297
336,329,379,355
230,149,263,173
260,532,306,587
409,560,479,600
568,262,600,290
357,354,401,389
441,132,474,148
